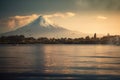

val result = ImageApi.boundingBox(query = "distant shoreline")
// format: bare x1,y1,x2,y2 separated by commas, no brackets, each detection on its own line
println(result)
0,35,120,45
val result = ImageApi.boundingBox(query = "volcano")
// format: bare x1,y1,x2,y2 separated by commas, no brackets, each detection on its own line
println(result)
0,16,87,38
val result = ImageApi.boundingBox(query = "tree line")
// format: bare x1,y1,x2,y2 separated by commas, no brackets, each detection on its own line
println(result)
0,34,120,45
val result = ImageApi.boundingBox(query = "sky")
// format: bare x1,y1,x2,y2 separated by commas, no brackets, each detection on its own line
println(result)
0,0,120,35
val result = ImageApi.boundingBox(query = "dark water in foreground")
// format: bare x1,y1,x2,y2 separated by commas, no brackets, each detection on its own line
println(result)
0,44,120,80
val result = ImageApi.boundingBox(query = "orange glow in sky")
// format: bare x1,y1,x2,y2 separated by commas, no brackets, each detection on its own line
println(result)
51,12,120,35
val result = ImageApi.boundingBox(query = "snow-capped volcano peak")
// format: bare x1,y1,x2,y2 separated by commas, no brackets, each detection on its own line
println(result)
33,16,53,27
26,16,52,28
38,16,47,25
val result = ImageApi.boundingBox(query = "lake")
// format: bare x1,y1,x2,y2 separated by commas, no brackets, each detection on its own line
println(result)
0,44,120,80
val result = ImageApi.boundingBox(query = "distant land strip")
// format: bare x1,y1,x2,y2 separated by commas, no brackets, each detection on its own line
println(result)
0,35,120,45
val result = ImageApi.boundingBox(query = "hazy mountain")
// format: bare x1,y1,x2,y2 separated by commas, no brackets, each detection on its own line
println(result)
0,16,90,38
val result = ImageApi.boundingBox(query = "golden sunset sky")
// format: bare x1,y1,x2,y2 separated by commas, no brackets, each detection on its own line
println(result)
0,0,120,35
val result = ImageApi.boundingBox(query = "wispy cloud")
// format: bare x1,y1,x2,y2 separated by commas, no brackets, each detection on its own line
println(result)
97,16,107,20
0,14,39,29
10,14,39,28
44,12,75,18
76,0,120,11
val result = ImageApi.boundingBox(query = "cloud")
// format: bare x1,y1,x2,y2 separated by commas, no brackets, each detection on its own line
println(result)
76,0,120,11
44,12,76,18
66,12,75,17
8,19,16,28
0,14,39,29
97,16,107,20
10,14,39,27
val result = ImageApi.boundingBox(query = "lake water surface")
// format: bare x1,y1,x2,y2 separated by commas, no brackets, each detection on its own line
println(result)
0,44,120,80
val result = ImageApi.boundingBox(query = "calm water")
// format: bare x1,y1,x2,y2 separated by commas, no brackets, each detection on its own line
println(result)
0,44,120,80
